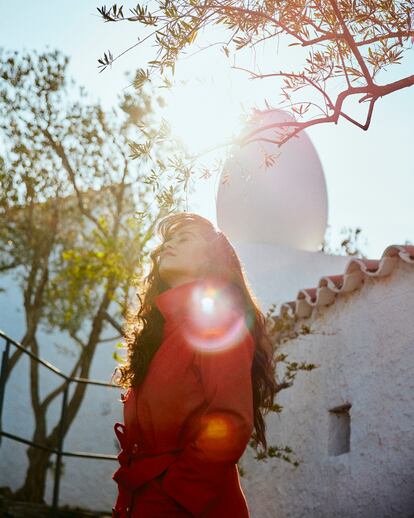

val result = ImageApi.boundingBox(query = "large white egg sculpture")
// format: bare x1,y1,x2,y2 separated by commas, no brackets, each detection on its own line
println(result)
216,109,328,251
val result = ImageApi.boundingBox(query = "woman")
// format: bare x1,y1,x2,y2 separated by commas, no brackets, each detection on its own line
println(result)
111,212,278,517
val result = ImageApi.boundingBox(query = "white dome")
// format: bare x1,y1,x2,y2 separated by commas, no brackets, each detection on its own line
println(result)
216,109,328,251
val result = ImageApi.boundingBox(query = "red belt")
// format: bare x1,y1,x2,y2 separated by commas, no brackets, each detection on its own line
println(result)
113,422,184,492
114,422,183,465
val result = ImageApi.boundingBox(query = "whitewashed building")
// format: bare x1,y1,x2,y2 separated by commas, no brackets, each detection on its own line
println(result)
237,243,414,518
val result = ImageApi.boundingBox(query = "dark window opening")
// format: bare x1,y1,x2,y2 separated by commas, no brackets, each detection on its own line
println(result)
328,403,351,456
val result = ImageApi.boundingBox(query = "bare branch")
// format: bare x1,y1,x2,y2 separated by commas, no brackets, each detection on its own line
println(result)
240,74,414,146
0,261,19,272
40,353,83,411
340,97,376,130
356,30,414,47
233,67,335,110
42,128,108,237
98,334,123,344
103,310,124,335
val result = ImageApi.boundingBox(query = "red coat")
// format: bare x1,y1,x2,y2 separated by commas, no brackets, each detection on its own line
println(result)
112,277,255,517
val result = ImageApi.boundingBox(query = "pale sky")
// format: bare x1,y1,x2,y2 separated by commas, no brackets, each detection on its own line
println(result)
1,0,413,259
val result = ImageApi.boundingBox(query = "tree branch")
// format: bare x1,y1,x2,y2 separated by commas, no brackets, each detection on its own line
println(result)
234,67,335,110
103,311,124,335
40,353,83,411
0,260,19,272
340,96,376,130
327,0,373,85
356,30,414,47
42,128,108,237
240,74,414,146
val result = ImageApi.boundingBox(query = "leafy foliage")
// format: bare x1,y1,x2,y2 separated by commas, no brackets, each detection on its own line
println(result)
0,48,187,502
321,224,369,256
97,0,414,145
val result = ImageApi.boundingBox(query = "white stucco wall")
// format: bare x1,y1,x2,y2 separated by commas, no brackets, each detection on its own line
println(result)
230,240,350,312
240,259,414,517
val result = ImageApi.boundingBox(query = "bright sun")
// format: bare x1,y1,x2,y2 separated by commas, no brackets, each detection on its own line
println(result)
163,76,243,155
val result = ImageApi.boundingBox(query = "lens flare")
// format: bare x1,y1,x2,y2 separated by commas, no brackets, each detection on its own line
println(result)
198,414,232,451
182,281,248,353
200,296,215,314
195,412,244,462
202,415,230,440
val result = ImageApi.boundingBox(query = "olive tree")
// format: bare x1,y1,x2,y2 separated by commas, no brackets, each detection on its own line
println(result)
97,0,414,145
0,48,186,502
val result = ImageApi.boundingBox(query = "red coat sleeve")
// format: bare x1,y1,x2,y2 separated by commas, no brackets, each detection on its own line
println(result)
160,310,255,516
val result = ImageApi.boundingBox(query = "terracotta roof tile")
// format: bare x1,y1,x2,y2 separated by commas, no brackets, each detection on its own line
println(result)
278,245,414,321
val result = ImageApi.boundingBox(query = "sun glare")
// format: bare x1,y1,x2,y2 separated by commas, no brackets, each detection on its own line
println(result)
182,282,248,353
201,295,215,313
163,77,243,155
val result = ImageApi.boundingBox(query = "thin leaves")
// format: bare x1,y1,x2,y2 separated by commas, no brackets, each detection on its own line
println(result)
96,0,414,145
97,50,114,73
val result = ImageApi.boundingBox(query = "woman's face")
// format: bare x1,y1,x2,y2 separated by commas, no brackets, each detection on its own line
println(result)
158,224,211,288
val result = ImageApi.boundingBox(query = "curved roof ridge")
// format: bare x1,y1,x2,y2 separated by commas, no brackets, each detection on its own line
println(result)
278,244,414,320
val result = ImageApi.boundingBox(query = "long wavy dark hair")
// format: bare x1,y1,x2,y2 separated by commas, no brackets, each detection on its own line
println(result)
114,212,278,450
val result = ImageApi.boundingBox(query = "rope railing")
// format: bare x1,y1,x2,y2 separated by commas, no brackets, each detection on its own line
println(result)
0,329,121,514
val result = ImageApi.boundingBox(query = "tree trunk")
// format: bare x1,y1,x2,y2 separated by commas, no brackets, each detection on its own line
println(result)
13,282,116,504
13,445,53,503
